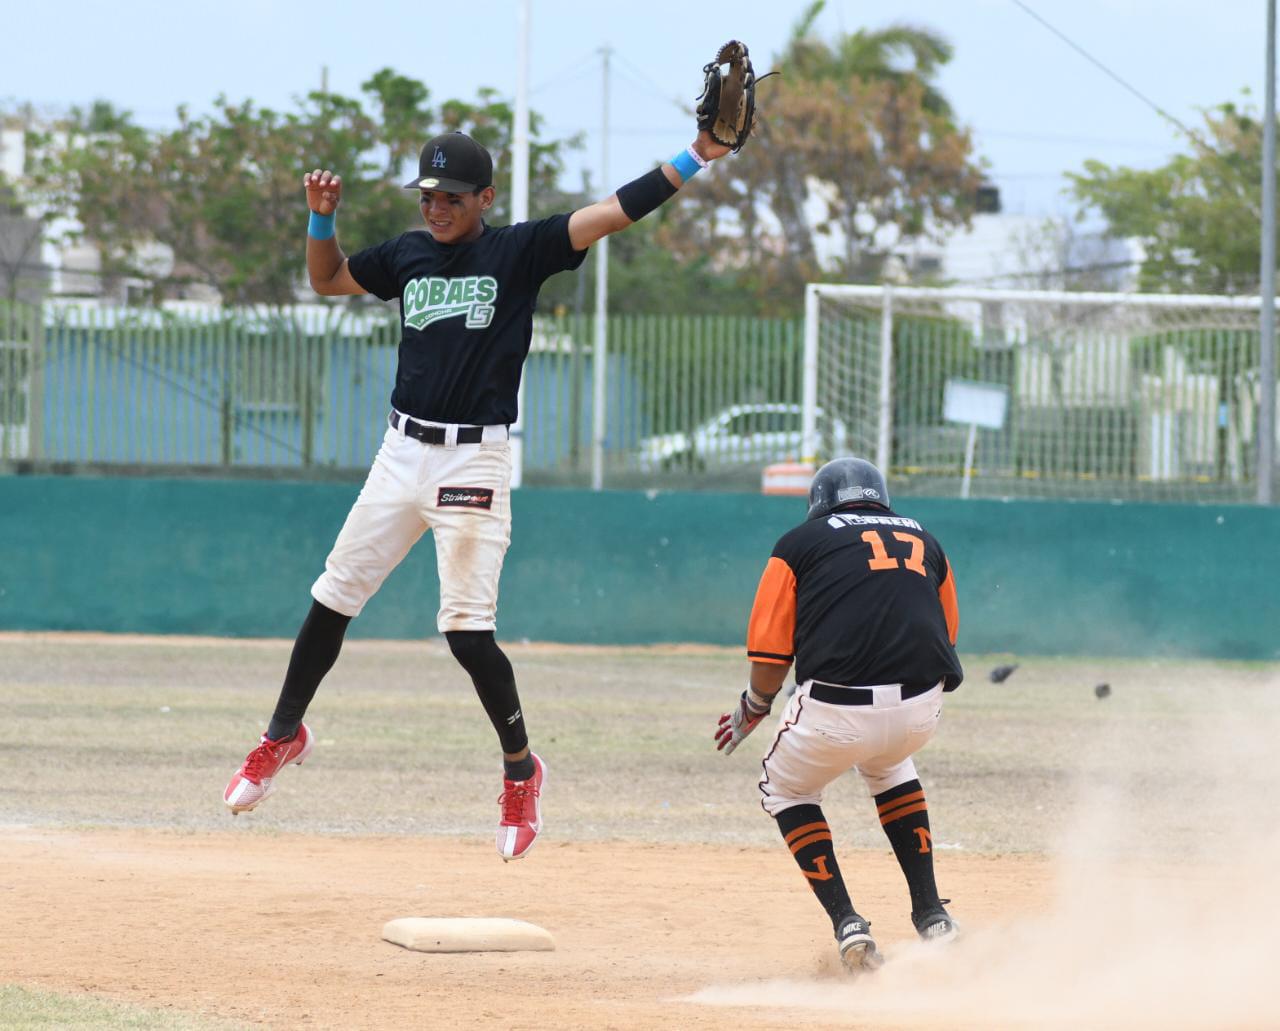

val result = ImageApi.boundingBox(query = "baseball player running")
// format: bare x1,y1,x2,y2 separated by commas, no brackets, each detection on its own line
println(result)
222,121,736,859
715,458,964,970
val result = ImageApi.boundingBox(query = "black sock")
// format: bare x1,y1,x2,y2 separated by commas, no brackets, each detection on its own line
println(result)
875,778,942,916
266,600,351,741
444,630,529,755
774,803,855,933
503,756,536,781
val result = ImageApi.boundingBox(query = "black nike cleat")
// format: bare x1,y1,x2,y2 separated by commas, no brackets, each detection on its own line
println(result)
912,901,960,943
836,913,884,973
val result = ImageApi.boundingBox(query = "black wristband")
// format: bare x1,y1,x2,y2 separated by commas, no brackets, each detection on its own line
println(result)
616,166,678,222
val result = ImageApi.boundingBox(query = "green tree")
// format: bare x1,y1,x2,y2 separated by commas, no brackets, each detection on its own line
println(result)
24,101,158,299
0,173,49,303
785,1,955,116
1069,102,1270,294
655,3,983,308
24,73,578,305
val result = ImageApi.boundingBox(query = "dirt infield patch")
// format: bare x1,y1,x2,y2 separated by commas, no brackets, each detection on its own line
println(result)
5,828,1278,1030
3,827,1047,1030
2,637,1279,1028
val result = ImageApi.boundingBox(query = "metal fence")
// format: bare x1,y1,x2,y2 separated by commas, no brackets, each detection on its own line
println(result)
805,285,1279,503
3,292,1276,502
0,302,401,470
0,302,804,490
522,313,804,489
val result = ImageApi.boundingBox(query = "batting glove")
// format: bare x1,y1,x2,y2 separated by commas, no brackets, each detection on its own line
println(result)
715,688,773,754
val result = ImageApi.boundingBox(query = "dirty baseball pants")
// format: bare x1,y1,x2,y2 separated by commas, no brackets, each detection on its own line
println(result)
758,679,947,930
268,413,527,760
758,680,945,815
311,414,514,631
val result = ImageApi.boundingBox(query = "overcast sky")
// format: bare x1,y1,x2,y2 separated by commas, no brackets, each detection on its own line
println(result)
5,0,1273,217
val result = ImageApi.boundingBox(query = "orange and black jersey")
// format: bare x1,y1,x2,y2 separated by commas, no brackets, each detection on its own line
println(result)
747,507,963,690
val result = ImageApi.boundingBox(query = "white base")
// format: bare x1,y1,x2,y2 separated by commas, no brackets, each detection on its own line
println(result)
381,917,556,953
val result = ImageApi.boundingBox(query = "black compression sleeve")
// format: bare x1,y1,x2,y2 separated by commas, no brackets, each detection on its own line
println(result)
616,166,679,222
268,600,351,740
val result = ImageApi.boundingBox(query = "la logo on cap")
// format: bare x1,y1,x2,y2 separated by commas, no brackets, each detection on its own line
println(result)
431,147,447,169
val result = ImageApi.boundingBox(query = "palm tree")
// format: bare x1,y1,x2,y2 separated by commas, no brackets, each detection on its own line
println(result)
783,1,955,117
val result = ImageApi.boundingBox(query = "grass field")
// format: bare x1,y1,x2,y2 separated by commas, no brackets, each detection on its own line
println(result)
0,985,246,1030
2,634,1278,1029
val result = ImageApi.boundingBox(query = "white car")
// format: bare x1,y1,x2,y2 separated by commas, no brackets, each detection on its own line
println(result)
635,403,849,472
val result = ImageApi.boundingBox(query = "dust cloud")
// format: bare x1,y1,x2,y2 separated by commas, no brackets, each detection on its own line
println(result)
688,673,1280,1029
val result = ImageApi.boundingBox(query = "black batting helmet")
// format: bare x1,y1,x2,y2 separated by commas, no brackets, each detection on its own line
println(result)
807,457,890,520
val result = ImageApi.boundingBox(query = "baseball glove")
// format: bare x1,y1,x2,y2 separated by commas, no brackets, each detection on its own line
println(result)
696,40,759,152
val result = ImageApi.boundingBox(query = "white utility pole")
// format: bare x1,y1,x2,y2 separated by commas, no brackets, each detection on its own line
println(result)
512,0,531,225
591,46,612,491
1260,0,1277,504
510,0,532,489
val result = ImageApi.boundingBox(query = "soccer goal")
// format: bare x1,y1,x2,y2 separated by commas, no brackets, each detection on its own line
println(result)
802,284,1277,503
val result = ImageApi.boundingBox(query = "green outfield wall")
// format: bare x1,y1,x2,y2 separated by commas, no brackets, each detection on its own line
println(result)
0,475,1276,660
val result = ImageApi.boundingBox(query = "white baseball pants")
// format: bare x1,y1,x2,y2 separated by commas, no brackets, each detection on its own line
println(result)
758,681,944,816
311,416,512,633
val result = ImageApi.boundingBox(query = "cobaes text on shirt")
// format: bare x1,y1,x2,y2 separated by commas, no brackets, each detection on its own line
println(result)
402,275,499,330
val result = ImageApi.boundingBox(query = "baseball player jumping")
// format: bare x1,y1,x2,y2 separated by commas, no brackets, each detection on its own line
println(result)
716,458,964,970
222,119,738,858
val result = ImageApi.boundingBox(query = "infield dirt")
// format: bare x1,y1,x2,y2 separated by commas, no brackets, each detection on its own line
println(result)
2,635,1278,1029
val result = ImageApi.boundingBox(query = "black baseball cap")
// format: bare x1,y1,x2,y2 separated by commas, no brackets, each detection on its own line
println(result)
403,132,494,193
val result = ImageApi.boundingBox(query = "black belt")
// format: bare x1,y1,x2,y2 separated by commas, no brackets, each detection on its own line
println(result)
809,681,938,706
389,411,493,445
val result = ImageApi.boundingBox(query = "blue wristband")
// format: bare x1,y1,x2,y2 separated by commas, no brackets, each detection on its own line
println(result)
670,147,704,183
308,210,335,240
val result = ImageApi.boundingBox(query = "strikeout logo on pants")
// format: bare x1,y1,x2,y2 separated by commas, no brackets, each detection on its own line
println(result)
403,275,499,330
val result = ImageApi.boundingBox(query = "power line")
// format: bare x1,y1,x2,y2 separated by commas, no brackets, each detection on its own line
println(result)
1009,0,1204,145
947,258,1142,287
974,127,1172,151
610,52,694,117
529,51,600,96
542,123,686,138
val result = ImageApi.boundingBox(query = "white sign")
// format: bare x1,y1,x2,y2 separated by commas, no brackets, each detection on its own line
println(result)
943,379,1009,431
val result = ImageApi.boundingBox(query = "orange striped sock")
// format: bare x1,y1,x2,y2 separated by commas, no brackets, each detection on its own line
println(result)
775,803,854,933
874,779,942,914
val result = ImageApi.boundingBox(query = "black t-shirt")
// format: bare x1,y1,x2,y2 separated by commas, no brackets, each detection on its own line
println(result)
347,214,587,425
746,506,964,690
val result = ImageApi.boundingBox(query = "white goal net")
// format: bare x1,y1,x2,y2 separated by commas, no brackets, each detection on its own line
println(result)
803,285,1278,503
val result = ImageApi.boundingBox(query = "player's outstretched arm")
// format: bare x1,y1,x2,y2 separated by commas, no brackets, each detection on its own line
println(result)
566,131,731,252
569,40,764,250
304,169,367,297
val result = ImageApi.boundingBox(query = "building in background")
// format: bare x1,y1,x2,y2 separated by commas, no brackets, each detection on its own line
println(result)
804,181,1140,292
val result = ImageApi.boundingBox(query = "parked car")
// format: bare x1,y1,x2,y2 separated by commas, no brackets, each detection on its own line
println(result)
635,403,850,472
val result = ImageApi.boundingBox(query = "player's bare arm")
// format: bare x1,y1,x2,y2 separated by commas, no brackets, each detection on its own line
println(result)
304,169,366,297
749,659,789,701
567,132,731,251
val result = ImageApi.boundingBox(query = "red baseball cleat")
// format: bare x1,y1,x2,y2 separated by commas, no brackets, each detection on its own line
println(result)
223,723,314,815
496,753,546,861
